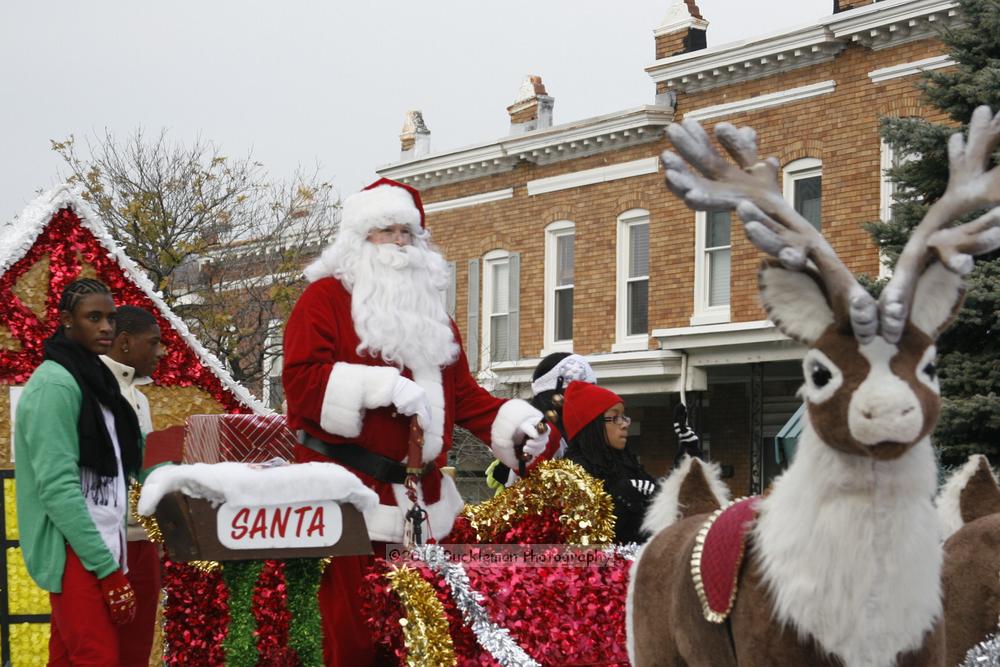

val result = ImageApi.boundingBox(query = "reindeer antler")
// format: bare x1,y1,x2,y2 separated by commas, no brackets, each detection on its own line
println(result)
879,105,1000,342
663,119,879,342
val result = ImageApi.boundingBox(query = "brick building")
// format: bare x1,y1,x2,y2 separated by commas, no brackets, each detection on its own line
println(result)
377,0,957,495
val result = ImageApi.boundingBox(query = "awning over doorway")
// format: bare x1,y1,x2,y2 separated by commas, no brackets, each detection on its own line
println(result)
774,403,806,466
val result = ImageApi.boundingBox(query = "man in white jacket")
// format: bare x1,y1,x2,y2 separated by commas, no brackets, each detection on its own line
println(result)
100,305,165,667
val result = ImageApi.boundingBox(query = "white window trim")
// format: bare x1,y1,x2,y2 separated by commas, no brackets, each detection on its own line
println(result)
878,139,896,279
542,220,575,356
261,318,284,410
691,211,732,326
614,209,650,353
783,157,822,224
481,249,510,368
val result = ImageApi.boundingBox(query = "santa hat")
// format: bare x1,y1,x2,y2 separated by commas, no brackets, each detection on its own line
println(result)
340,177,425,237
562,381,624,441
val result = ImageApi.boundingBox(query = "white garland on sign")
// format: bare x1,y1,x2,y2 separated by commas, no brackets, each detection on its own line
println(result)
3,185,268,413
415,545,540,667
962,633,1000,666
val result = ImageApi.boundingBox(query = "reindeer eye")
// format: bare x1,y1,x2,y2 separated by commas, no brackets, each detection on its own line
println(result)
923,362,936,380
810,362,832,388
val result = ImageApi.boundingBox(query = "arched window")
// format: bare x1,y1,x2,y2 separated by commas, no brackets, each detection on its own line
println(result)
783,157,822,229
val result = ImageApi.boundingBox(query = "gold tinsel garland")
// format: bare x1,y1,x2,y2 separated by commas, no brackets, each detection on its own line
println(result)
385,565,457,667
461,459,616,545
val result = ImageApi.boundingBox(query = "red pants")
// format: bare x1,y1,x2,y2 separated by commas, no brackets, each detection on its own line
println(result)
118,540,162,667
48,547,119,666
319,543,395,666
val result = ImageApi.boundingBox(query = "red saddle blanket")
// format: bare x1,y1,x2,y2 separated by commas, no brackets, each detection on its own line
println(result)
690,495,760,622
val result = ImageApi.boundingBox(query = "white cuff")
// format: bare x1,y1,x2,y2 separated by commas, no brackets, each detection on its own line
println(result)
490,399,543,469
320,363,401,437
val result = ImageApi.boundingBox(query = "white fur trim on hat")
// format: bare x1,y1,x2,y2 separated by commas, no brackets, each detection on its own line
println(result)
490,399,544,469
340,184,421,238
531,354,596,395
319,362,401,437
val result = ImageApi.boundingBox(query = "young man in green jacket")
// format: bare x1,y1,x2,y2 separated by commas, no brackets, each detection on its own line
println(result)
15,279,144,665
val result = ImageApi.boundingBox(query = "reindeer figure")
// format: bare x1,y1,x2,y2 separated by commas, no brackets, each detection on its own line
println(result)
936,455,1000,666
628,106,1000,667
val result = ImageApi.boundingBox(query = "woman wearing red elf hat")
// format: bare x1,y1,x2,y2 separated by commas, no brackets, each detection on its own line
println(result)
562,381,658,544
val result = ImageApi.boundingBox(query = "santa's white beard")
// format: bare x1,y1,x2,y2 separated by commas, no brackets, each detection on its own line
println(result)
347,243,459,370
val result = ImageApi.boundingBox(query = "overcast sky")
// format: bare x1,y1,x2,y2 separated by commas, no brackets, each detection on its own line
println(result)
0,0,830,221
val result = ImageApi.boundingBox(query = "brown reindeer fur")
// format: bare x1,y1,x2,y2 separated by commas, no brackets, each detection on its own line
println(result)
630,514,738,667
959,458,1000,524
942,513,1000,667
678,459,725,518
631,529,946,667
941,458,1000,666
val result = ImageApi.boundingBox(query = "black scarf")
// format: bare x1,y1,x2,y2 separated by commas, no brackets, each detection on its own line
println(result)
43,329,141,503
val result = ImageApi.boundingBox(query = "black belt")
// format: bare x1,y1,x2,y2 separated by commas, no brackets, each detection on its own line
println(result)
298,433,434,485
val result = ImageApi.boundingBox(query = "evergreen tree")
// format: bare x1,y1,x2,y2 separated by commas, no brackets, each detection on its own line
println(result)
870,0,1000,464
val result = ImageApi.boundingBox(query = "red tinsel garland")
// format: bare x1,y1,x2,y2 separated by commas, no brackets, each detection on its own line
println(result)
254,560,295,666
0,208,244,412
162,559,229,666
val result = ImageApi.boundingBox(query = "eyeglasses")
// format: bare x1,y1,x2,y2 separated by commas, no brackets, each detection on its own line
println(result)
602,415,631,426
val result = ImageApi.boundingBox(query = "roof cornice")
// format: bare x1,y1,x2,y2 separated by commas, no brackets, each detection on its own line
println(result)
377,106,674,190
645,0,958,93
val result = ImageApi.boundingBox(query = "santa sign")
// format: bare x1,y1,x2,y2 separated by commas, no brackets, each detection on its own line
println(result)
219,500,343,549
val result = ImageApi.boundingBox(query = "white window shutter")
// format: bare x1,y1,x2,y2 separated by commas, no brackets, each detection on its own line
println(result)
507,252,520,362
446,260,457,318
467,259,480,371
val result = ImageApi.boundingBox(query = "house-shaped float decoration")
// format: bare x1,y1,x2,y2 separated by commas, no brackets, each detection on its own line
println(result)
0,184,268,664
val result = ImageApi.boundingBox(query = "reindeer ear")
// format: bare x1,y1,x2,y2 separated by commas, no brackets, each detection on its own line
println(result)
758,260,835,344
909,261,966,338
960,455,1000,525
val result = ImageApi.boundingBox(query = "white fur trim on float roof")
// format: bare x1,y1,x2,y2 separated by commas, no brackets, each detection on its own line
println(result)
641,456,730,536
753,420,941,667
319,362,400,438
490,399,544,470
2,185,268,414
137,461,379,516
363,474,465,543
340,183,421,237
936,454,994,541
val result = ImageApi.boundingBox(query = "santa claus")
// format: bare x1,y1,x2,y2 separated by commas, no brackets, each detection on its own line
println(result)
283,177,552,665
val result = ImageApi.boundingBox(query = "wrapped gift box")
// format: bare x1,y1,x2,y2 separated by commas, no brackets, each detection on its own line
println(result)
183,413,298,464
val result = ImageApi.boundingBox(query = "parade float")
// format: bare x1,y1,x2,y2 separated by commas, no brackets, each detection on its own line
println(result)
0,185,265,665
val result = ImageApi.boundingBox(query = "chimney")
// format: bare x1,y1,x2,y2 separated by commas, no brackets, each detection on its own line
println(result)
833,0,875,12
399,110,431,160
507,75,554,135
654,0,708,60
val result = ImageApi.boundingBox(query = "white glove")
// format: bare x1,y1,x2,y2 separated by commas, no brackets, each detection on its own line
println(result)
518,418,549,461
391,377,431,431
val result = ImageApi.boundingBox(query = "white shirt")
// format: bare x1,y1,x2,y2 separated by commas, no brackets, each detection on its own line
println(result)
100,355,154,543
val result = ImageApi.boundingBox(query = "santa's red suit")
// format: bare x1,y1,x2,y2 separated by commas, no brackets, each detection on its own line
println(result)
282,177,550,665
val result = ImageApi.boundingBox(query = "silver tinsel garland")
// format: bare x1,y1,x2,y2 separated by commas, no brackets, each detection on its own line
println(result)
412,544,639,666
415,545,540,667
963,634,1000,666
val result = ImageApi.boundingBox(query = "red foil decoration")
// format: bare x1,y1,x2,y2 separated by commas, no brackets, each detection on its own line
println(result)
0,207,246,413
